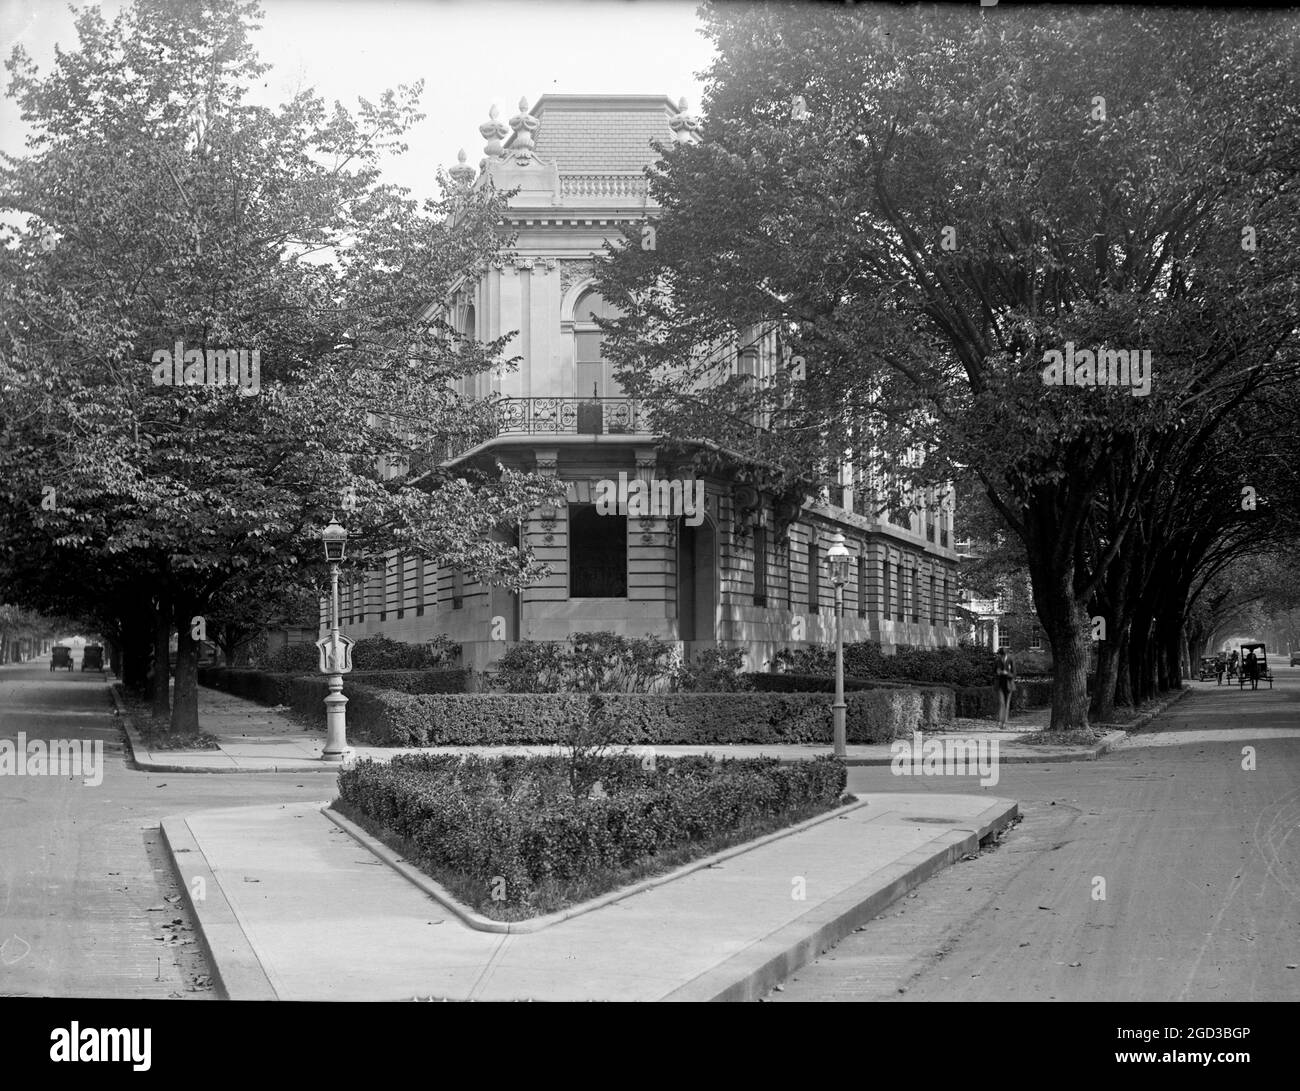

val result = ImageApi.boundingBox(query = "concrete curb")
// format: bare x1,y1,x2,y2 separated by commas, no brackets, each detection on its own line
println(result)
839,739,1120,766
661,797,1020,1002
159,815,278,1001
324,793,873,935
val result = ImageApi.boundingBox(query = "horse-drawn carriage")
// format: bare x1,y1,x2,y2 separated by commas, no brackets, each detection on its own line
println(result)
50,645,74,671
1237,642,1273,690
81,645,105,672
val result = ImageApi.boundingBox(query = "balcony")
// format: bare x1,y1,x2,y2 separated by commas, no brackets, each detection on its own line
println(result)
445,397,653,459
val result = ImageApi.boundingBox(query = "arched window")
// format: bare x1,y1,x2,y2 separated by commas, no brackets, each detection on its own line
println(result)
461,304,484,398
574,289,623,398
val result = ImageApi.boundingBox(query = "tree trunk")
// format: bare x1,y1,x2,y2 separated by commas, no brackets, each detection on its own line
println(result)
1141,630,1159,702
1113,626,1133,709
151,600,171,720
170,596,201,735
1043,597,1091,731
120,608,151,694
1090,621,1126,722
1164,623,1185,691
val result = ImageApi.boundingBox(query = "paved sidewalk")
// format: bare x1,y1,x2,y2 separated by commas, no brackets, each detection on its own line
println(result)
113,682,1187,773
163,792,1018,1001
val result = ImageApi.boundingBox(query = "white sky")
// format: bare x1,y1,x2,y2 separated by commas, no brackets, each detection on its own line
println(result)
0,0,717,201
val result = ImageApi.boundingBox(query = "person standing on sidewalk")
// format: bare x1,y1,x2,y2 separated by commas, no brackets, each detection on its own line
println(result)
994,646,1015,726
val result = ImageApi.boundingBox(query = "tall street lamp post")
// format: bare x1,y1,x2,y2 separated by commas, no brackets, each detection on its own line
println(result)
317,515,355,763
827,532,852,759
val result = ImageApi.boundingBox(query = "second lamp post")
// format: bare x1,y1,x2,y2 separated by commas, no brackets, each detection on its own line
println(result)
826,532,852,758
317,516,355,763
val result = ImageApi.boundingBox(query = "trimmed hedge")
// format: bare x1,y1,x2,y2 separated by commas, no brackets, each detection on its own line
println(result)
198,667,951,747
199,666,471,699
335,752,848,915
197,666,296,706
336,686,952,747
747,672,915,693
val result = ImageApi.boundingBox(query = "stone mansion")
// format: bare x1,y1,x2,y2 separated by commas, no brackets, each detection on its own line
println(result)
324,93,960,673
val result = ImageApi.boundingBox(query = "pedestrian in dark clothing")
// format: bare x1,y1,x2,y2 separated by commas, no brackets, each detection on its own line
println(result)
994,647,1015,726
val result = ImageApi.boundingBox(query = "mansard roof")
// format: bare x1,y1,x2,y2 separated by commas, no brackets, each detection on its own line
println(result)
504,94,681,173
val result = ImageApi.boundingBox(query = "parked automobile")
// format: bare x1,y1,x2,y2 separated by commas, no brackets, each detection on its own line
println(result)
1290,650,1300,667
50,646,74,671
81,645,105,672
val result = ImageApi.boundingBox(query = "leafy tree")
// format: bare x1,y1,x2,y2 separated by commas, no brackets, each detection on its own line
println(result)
595,3,1300,728
0,0,562,731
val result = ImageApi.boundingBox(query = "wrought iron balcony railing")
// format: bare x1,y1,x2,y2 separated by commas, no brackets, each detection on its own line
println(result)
444,397,654,459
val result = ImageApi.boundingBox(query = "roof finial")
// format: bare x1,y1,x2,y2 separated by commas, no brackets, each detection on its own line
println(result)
670,97,702,144
480,104,509,158
449,147,476,185
509,96,539,159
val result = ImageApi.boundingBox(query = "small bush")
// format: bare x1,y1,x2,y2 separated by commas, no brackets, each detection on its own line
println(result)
674,647,753,692
770,646,834,675
492,641,569,692
263,643,318,674
352,634,460,670
335,752,848,917
490,631,676,693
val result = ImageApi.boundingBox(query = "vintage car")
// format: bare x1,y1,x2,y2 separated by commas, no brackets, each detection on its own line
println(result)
81,645,105,672
1197,656,1222,683
50,645,74,671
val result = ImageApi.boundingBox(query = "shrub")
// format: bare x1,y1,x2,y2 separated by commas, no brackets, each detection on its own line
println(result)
770,646,834,675
351,634,460,670
263,643,318,674
674,647,753,692
491,641,569,693
335,752,848,916
566,631,676,692
490,631,676,693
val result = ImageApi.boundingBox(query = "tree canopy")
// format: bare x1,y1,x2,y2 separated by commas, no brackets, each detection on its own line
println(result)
596,3,1300,727
0,0,560,729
